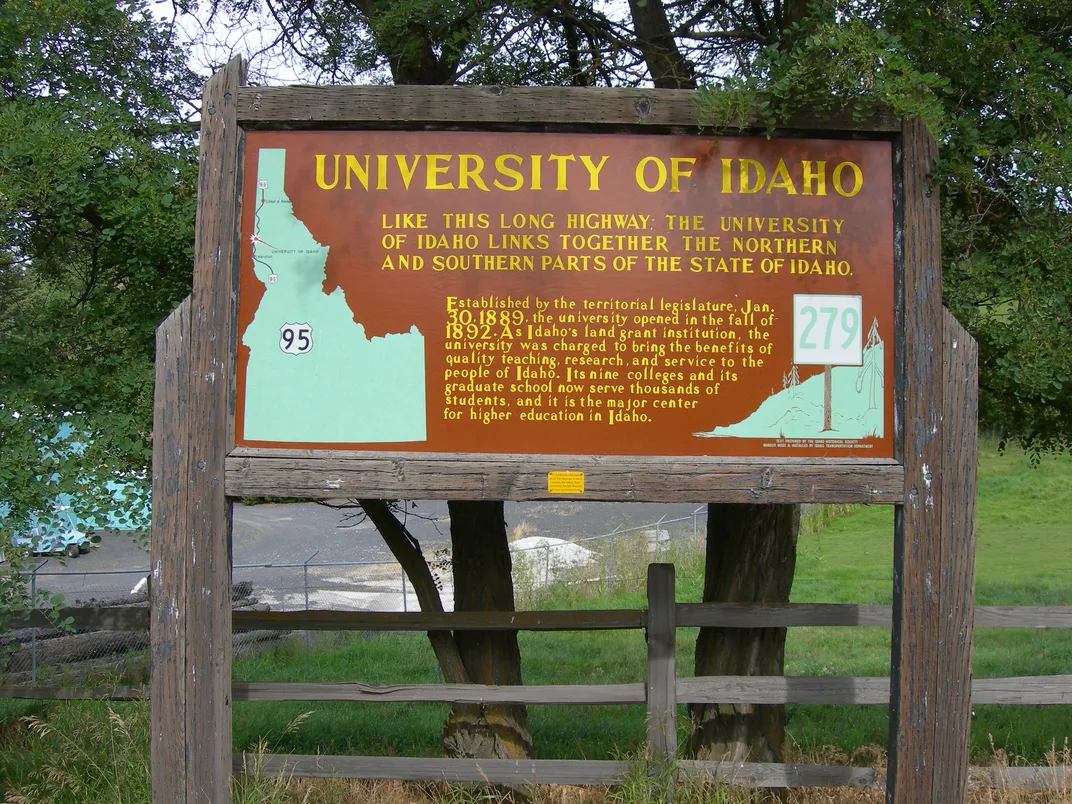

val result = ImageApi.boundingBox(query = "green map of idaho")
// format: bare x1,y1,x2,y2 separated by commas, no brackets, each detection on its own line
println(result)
241,149,426,444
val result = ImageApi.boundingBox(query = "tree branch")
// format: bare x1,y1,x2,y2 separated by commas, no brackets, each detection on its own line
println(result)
354,500,472,685
678,29,768,42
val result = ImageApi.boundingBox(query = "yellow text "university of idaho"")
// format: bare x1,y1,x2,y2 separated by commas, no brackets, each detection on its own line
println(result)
314,153,866,196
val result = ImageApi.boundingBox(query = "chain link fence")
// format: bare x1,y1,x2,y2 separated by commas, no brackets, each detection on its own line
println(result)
1,566,151,686
2,507,709,685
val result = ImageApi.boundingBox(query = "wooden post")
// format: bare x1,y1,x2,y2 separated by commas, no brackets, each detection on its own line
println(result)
150,296,191,800
151,56,245,804
887,310,978,804
646,563,677,761
887,118,947,803
935,311,978,801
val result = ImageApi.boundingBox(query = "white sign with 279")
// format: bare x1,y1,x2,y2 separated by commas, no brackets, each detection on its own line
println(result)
792,294,863,366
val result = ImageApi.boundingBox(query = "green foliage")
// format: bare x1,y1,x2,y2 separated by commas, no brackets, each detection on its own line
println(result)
700,21,948,135
0,1,199,626
1,700,313,804
607,751,760,803
0,0,199,419
888,0,1072,455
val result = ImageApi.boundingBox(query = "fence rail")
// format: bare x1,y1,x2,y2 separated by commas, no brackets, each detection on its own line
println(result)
230,753,1072,791
11,602,1072,632
6,675,1070,706
231,754,890,789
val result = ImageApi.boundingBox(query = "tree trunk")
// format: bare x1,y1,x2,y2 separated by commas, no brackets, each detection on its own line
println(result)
442,500,533,759
343,7,533,758
628,0,697,88
356,500,533,757
689,503,799,761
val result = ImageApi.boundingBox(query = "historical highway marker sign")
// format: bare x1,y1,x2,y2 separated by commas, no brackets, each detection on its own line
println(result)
235,131,894,460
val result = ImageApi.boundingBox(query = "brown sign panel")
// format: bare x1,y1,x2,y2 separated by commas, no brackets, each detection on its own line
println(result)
235,131,894,459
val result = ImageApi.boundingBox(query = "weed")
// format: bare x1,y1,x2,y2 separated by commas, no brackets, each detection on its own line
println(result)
512,521,537,542
4,701,150,804
966,736,1072,804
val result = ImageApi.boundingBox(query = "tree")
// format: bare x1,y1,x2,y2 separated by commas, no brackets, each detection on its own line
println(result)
900,0,1071,455
0,0,200,453
690,504,798,760
355,500,532,758
0,0,200,633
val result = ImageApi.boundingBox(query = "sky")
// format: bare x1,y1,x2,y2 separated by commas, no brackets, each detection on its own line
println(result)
150,0,311,86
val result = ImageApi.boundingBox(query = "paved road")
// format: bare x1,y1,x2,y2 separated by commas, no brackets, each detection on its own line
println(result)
24,500,706,607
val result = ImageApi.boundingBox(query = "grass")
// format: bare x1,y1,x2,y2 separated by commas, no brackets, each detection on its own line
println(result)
1,438,1070,802
783,444,1072,761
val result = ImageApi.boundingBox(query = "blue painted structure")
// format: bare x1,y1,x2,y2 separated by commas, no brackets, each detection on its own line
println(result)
1,421,150,557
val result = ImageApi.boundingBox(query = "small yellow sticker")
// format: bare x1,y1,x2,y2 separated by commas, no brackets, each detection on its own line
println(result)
547,471,585,494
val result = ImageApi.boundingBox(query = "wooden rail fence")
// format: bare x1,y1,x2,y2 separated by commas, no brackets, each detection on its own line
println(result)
4,563,1072,790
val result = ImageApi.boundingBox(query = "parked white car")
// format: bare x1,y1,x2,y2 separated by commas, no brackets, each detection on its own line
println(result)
4,501,100,559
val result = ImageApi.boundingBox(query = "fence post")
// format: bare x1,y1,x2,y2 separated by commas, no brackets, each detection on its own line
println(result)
606,527,619,591
887,121,981,804
401,566,408,613
303,550,319,611
150,57,244,804
30,560,46,684
932,310,979,801
646,563,677,763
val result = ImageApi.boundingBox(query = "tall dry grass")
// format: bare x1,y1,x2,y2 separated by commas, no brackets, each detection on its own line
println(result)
3,697,1067,803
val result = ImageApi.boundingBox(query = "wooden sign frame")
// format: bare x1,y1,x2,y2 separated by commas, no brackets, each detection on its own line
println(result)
150,57,977,803
223,101,906,505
